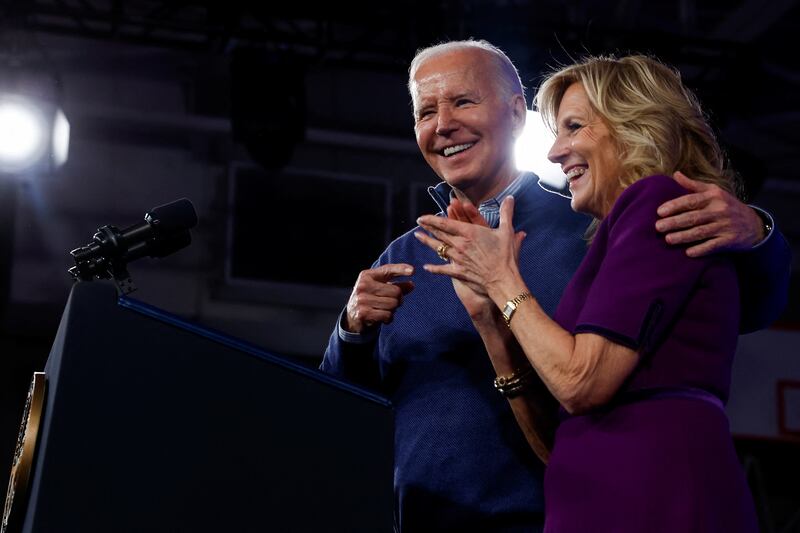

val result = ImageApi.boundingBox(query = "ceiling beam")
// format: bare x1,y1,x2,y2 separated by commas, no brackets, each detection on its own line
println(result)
711,0,798,42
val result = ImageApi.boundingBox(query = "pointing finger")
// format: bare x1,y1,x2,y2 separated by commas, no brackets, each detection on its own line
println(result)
371,263,414,282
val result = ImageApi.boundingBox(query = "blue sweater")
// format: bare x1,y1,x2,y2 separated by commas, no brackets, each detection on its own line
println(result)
322,175,589,531
321,174,791,532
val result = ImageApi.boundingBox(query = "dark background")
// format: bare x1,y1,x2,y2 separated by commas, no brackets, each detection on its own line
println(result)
0,0,798,530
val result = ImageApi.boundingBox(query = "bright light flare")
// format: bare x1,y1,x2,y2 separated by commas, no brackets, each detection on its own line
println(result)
52,108,70,167
515,110,566,191
0,96,48,173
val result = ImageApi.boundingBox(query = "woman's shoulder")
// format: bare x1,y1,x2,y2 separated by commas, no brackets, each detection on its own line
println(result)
606,174,688,224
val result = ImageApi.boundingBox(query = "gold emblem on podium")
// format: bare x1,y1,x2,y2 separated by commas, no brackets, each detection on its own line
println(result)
2,372,46,533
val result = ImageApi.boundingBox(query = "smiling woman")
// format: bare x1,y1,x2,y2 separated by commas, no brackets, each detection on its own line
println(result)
545,83,622,218
416,54,762,532
536,55,737,203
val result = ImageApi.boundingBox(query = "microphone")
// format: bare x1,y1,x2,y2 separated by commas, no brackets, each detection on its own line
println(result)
68,198,198,293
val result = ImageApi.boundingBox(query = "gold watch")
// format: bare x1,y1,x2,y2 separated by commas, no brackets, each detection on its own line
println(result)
501,291,531,327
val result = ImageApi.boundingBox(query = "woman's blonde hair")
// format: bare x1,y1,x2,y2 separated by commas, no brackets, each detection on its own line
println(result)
535,55,738,195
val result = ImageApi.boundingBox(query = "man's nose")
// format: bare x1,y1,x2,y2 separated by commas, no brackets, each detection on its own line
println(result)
547,134,569,164
435,107,458,135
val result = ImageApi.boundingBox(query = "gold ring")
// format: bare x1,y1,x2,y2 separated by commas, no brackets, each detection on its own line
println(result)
436,243,450,261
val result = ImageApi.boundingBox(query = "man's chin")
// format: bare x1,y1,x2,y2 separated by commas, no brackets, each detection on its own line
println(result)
441,174,480,191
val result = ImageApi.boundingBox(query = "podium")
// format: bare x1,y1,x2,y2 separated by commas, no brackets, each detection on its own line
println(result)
9,282,394,532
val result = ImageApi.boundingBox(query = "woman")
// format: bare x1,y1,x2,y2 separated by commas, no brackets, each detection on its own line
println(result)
414,55,758,532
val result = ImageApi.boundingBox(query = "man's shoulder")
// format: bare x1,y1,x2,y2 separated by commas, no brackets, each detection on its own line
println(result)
515,178,589,231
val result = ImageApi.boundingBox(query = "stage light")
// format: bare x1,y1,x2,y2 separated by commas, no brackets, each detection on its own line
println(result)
52,108,70,168
0,93,70,175
515,110,566,191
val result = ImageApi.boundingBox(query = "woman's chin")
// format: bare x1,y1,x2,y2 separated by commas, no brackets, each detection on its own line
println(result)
570,196,587,215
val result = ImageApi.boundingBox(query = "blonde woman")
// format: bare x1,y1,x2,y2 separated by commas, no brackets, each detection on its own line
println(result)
416,55,761,531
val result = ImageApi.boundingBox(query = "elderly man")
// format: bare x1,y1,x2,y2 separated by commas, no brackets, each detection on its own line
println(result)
321,40,790,532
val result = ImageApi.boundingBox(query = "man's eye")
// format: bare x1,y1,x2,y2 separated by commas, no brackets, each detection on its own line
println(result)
417,110,434,120
456,99,473,107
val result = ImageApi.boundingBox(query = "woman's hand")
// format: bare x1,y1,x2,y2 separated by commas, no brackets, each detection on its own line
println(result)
414,198,490,320
415,196,526,304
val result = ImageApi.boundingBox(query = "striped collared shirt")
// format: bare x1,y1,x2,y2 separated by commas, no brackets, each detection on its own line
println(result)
428,172,531,228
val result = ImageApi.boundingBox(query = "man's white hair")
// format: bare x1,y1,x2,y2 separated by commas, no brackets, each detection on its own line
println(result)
407,39,526,106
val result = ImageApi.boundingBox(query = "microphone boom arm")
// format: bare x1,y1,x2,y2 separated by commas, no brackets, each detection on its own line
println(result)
68,198,197,295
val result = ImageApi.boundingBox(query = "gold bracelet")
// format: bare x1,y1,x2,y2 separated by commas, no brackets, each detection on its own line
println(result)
501,291,531,327
493,366,534,398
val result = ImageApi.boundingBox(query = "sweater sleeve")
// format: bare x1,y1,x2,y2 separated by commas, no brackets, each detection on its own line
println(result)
735,210,792,333
319,309,383,391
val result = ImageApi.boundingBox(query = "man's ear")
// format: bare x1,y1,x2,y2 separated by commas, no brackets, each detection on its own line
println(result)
510,94,527,138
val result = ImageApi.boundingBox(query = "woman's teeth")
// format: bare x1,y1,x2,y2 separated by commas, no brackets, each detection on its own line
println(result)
566,167,587,182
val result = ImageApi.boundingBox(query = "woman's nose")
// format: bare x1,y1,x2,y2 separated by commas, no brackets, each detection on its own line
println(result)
547,134,570,164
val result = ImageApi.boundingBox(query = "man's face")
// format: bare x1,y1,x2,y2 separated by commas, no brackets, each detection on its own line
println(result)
411,49,525,204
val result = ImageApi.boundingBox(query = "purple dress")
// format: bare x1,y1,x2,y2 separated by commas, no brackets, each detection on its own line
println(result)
545,175,758,532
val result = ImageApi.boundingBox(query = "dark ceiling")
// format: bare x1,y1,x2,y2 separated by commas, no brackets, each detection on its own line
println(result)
3,0,798,193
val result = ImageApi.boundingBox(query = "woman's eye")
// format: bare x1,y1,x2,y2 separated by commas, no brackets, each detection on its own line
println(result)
567,121,582,131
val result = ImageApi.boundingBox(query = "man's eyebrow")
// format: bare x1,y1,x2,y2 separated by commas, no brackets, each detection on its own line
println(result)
449,91,477,100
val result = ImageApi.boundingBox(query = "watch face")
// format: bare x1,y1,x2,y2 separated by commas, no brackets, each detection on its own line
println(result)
2,372,46,533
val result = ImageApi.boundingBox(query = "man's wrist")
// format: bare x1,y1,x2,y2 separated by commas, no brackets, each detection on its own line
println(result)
337,311,379,344
749,205,775,249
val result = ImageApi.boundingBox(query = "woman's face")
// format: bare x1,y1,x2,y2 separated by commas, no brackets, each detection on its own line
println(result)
547,83,622,218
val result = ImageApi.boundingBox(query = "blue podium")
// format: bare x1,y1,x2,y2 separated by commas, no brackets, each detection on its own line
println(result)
12,282,394,532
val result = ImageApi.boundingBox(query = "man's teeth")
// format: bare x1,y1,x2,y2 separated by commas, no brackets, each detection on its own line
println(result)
443,143,474,157
566,167,587,182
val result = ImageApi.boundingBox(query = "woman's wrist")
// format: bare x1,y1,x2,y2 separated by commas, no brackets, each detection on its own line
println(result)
487,271,529,310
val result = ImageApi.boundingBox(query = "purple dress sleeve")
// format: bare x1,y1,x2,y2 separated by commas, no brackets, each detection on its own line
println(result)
567,175,738,355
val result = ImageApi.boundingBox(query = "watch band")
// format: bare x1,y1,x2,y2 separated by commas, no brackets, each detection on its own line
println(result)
501,291,531,327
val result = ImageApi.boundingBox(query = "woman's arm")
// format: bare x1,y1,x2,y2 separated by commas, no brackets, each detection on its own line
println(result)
473,307,560,461
418,200,560,460
417,197,639,416
483,266,638,415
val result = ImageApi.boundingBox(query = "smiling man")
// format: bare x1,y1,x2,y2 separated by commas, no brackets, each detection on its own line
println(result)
320,40,790,532
411,46,526,205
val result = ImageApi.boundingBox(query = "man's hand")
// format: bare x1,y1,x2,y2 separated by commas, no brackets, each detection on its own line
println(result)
655,171,765,257
344,264,415,333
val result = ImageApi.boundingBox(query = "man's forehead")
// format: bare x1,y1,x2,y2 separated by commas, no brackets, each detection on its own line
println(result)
413,53,488,98
415,49,488,81
414,69,475,92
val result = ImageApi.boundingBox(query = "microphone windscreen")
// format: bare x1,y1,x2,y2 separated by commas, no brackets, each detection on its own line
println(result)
147,198,198,234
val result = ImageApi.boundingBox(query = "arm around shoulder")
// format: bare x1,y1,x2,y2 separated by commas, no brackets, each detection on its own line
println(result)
737,210,792,333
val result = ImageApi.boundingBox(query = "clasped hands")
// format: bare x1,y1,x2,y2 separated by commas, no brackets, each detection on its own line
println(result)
344,172,764,334
415,196,525,319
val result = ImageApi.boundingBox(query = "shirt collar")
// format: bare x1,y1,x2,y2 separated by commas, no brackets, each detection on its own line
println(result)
427,172,530,228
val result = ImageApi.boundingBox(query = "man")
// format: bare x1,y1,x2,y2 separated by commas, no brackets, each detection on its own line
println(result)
321,40,790,532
